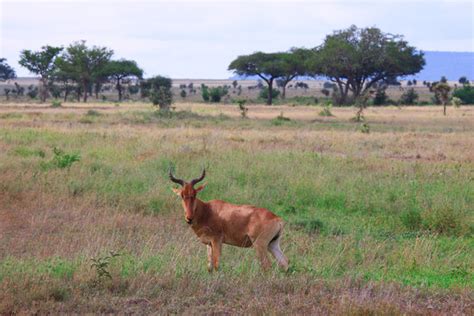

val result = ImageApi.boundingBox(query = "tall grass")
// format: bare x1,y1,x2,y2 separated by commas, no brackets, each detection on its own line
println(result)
0,105,472,313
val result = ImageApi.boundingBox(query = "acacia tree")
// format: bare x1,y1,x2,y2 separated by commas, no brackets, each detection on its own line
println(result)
103,59,143,101
432,82,451,115
228,52,289,105
140,76,173,110
276,48,311,99
309,25,425,105
56,41,113,102
0,58,16,81
19,46,63,102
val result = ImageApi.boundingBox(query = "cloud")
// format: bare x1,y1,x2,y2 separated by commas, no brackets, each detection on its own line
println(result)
1,0,472,78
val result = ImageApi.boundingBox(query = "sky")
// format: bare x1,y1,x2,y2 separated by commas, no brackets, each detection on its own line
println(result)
0,0,473,78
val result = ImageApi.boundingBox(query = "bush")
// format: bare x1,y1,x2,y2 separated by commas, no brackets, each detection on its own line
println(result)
51,99,62,108
180,89,187,98
141,76,173,110
399,88,419,105
51,147,80,169
319,103,333,116
451,97,462,108
373,88,388,105
259,87,280,100
209,86,229,102
201,84,210,102
452,84,474,104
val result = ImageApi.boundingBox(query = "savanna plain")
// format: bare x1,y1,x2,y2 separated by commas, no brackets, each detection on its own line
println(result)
0,103,473,314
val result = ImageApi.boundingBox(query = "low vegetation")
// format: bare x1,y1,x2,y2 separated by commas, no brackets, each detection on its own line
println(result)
0,103,472,314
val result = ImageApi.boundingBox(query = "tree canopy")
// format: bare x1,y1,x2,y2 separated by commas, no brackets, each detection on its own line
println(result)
19,45,63,102
56,41,113,102
0,58,16,81
228,52,290,105
308,25,425,105
103,59,143,101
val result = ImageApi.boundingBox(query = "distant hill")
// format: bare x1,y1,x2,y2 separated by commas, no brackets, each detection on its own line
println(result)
409,51,473,81
230,51,474,82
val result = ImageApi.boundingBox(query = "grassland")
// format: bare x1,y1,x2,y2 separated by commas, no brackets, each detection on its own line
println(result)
0,102,473,314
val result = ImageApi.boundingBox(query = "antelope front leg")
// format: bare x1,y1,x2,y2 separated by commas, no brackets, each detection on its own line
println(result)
207,244,213,272
211,239,222,271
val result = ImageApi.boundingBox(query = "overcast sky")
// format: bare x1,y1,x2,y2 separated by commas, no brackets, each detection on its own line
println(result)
1,0,473,78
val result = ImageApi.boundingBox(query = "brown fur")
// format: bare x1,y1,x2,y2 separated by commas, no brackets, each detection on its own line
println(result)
172,183,289,272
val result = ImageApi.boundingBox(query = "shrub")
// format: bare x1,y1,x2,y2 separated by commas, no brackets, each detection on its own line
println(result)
141,76,173,110
360,122,370,133
209,86,229,102
452,84,474,104
52,147,81,169
201,84,210,102
180,89,187,98
51,99,62,108
373,88,388,105
259,87,280,100
319,103,333,116
451,97,462,108
399,88,419,105
237,100,248,118
271,112,291,125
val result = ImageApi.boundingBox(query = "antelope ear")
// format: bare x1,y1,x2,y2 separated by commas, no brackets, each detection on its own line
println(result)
195,183,207,193
172,187,181,195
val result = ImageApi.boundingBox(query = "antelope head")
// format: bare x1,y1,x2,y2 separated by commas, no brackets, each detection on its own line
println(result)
169,168,206,224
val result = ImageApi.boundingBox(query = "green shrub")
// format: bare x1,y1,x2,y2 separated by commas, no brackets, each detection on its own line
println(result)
452,84,474,104
319,103,333,117
201,84,210,102
51,99,62,108
208,86,229,102
52,147,81,169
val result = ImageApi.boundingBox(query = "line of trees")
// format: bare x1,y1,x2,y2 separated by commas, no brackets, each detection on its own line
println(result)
229,25,426,105
3,41,147,103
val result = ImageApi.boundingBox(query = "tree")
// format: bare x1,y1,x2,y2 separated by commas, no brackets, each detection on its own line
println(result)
208,86,228,102
458,76,469,85
432,82,451,115
103,59,143,101
141,76,172,110
56,41,113,102
0,58,16,81
19,46,63,102
228,52,289,105
275,48,310,99
309,25,425,105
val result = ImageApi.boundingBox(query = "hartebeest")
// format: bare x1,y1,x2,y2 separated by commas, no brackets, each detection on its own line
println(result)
169,168,289,272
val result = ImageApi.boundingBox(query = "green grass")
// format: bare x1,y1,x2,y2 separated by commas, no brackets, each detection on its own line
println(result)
0,107,472,313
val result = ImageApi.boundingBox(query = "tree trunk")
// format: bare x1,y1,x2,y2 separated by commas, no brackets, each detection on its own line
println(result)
117,79,122,101
443,103,446,116
282,84,286,99
40,78,48,102
267,79,274,105
64,87,69,102
83,81,88,102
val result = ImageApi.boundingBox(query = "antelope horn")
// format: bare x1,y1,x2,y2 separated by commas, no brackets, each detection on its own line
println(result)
190,168,206,186
169,168,185,186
